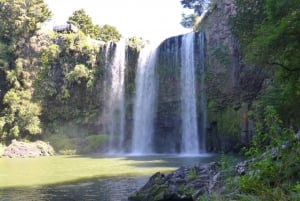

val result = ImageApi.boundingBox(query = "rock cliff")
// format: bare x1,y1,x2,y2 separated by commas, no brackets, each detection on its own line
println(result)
198,0,268,152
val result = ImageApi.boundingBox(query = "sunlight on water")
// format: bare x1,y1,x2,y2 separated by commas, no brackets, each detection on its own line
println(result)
0,155,175,188
0,155,218,200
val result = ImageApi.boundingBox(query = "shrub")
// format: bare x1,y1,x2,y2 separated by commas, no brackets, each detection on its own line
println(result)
80,134,108,153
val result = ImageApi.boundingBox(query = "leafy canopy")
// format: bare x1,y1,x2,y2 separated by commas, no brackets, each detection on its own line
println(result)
231,0,300,128
67,9,99,39
180,0,209,28
67,9,122,42
0,0,51,44
0,0,51,142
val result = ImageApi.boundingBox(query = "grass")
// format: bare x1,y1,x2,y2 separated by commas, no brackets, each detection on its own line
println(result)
0,155,176,188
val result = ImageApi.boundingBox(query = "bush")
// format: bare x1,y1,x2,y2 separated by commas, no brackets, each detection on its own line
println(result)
237,106,300,200
46,134,77,155
80,134,108,153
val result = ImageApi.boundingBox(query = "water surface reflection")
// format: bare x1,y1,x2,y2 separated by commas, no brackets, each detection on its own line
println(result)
0,154,218,201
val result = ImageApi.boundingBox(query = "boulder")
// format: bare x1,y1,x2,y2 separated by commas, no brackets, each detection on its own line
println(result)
129,162,221,201
3,139,55,158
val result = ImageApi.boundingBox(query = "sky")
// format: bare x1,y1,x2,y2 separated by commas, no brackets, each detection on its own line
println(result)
44,0,192,42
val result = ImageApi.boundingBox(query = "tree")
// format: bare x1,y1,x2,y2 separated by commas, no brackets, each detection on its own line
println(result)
67,9,99,38
231,0,300,128
0,0,51,44
0,0,51,142
98,24,122,42
67,9,122,42
180,0,209,28
180,0,208,15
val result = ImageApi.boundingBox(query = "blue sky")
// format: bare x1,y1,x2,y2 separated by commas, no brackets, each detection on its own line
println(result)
44,0,192,41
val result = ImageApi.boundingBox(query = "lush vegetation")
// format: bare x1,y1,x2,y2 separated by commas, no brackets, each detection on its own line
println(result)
0,0,124,152
232,0,300,130
229,0,300,199
179,0,300,200
0,0,51,143
67,9,122,42
180,0,209,28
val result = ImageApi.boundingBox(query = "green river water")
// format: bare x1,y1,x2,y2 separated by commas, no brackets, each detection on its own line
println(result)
0,154,218,201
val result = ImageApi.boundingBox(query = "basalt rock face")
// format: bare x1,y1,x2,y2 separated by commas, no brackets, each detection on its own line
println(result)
128,162,221,201
198,0,269,152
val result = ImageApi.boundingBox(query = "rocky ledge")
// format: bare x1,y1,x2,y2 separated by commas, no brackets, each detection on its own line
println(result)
129,162,222,201
3,139,55,158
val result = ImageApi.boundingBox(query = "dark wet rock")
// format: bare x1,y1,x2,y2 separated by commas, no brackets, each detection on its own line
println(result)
3,139,55,158
128,162,221,201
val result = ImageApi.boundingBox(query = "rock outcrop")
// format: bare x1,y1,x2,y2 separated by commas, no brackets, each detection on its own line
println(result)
3,139,55,158
129,162,221,201
198,0,269,152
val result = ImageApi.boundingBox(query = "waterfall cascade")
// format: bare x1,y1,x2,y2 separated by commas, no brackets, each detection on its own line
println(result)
101,33,206,155
198,33,207,152
131,43,159,154
180,32,206,154
180,33,200,154
103,41,126,154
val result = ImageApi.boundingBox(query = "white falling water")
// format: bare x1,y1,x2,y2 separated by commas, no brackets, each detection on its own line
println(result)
198,33,207,151
180,33,200,154
131,43,158,154
104,41,126,154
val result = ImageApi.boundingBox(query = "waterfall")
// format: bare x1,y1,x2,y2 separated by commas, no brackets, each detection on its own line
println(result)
131,43,158,154
99,33,206,155
198,33,207,151
103,41,126,154
180,32,200,154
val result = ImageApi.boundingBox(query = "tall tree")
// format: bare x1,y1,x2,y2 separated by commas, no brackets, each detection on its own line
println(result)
67,9,122,42
0,0,51,143
0,0,51,44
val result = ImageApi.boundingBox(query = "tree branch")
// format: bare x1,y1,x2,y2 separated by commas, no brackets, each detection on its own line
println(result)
268,62,300,72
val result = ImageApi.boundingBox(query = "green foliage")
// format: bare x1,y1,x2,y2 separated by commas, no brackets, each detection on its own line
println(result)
67,9,121,42
180,0,208,15
0,0,51,143
177,184,194,196
237,107,300,200
98,24,122,42
32,31,103,124
68,9,99,39
0,0,51,44
46,133,108,155
66,64,91,84
231,0,300,128
180,13,197,29
187,167,198,181
208,101,241,137
81,134,108,153
127,37,145,51
46,134,77,155
180,0,209,28
0,89,41,142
